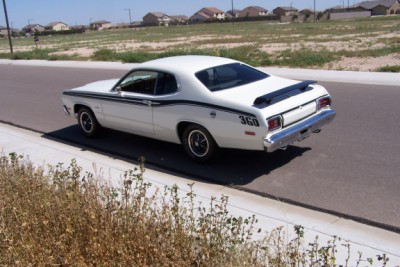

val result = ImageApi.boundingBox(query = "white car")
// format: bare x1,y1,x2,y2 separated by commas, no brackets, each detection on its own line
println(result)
62,55,336,162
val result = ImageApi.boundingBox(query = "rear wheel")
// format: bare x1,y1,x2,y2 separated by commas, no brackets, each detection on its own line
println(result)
77,107,100,137
182,124,218,163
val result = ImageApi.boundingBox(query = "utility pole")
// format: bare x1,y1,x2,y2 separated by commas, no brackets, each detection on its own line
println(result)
124,8,131,24
231,0,234,25
2,0,13,53
314,0,316,21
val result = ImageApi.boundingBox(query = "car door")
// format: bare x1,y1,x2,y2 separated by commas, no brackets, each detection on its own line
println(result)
101,70,158,135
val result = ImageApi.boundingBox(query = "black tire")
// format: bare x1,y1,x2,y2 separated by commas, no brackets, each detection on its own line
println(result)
77,107,100,137
182,124,218,163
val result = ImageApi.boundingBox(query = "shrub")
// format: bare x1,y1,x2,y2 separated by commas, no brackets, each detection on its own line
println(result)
91,48,118,61
0,153,391,266
377,65,400,73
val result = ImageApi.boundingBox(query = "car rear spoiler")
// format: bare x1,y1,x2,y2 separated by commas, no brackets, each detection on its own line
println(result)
253,80,317,106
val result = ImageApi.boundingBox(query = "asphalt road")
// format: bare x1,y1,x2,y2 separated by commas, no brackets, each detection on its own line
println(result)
1,64,399,232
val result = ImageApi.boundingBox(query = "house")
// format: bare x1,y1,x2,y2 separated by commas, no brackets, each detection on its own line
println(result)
190,12,212,23
0,26,7,37
325,5,371,20
22,24,45,34
0,26,19,37
46,22,69,31
225,9,241,18
273,6,299,17
238,6,268,18
299,9,315,17
143,12,173,26
90,20,112,30
299,9,316,20
190,7,225,22
357,0,400,15
326,0,400,19
169,15,189,25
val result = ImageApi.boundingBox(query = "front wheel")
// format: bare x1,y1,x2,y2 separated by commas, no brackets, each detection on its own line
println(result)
77,107,100,137
182,124,218,163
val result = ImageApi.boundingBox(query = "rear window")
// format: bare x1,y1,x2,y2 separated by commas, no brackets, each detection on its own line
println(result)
195,63,269,92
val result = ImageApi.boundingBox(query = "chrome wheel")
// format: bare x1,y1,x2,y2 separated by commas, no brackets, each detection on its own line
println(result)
80,112,93,133
78,108,99,137
182,124,218,163
188,130,209,158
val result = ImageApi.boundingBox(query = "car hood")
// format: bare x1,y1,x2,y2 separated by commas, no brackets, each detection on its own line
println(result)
67,79,119,93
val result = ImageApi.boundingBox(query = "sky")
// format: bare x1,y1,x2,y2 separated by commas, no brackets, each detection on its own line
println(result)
1,0,352,29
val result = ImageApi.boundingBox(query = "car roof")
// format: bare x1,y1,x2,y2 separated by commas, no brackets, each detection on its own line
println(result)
138,55,239,74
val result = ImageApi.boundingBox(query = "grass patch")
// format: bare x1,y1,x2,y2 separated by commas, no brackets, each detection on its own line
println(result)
275,49,338,68
0,48,73,61
90,46,272,66
377,65,400,72
339,45,400,58
0,153,392,266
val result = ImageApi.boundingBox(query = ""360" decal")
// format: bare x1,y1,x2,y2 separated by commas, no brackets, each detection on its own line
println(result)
239,116,260,127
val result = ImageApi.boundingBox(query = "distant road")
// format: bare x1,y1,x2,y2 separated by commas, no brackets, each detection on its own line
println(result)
1,63,399,232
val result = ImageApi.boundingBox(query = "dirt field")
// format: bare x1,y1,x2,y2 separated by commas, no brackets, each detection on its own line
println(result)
47,34,400,71
1,17,399,71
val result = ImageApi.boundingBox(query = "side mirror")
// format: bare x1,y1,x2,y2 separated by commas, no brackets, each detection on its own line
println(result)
115,86,122,93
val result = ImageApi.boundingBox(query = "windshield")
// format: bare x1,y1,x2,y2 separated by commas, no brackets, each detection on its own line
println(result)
195,63,269,92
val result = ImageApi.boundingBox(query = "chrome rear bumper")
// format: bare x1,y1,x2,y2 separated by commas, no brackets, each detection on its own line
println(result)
264,109,336,152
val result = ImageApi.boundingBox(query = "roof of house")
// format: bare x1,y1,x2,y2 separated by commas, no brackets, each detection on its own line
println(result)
200,7,225,14
22,24,45,30
193,12,212,19
149,12,167,18
358,0,396,9
170,15,189,20
91,20,111,24
274,6,299,11
245,6,268,12
47,22,67,27
299,8,315,13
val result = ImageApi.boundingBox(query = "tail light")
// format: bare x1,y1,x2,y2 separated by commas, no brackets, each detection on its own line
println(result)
317,96,331,110
267,115,282,132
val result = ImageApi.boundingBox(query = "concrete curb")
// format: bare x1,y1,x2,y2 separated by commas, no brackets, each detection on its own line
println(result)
1,59,399,86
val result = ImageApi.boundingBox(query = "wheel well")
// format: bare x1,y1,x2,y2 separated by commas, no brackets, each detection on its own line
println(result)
74,105,100,126
177,121,218,146
177,121,192,142
74,104,91,115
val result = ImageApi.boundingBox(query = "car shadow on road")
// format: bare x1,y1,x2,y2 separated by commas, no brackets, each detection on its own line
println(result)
43,126,311,186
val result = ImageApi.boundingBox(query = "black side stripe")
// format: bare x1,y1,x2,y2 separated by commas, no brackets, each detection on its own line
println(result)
63,91,257,118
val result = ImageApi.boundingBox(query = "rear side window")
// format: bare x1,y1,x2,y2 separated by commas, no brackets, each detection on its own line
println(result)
119,70,158,94
195,63,269,92
155,73,178,95
118,70,178,95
